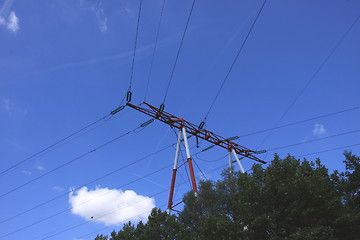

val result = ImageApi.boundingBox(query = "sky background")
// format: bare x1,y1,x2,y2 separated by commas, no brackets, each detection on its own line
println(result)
1,0,360,239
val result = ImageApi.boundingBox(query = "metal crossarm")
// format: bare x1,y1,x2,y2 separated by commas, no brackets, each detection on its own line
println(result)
126,102,266,164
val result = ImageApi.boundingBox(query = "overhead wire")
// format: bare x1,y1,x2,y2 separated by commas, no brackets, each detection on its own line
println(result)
144,0,166,102
202,0,267,123
35,162,230,240
0,118,154,199
239,105,360,138
0,143,174,225
3,144,228,239
0,105,126,177
128,0,143,94
0,163,172,239
192,158,208,181
297,143,360,158
256,13,360,150
266,128,360,152
162,0,196,104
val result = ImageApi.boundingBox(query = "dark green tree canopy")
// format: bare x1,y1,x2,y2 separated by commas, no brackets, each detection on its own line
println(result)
94,152,360,240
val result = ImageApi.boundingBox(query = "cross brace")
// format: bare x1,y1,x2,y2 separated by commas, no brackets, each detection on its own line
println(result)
126,102,266,164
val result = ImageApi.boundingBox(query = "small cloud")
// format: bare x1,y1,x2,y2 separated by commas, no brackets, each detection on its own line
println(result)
69,186,155,226
3,98,12,112
6,11,18,32
53,186,65,192
22,170,32,175
312,123,326,137
0,0,19,33
90,3,107,32
36,165,45,171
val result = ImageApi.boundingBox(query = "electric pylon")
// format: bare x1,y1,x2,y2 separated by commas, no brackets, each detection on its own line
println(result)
126,102,265,213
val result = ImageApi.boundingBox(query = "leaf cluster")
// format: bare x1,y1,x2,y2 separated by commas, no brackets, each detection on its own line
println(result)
95,152,360,240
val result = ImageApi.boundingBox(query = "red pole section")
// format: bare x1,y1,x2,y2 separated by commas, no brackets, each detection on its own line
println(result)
167,169,177,211
187,158,198,193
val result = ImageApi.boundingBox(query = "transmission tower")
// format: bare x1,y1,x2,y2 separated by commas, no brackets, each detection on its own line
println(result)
127,102,265,213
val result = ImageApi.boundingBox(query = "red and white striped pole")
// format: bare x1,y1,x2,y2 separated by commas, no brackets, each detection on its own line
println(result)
167,130,182,214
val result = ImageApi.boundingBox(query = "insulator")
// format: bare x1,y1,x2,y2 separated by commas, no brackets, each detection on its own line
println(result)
180,135,192,142
140,119,154,127
198,121,205,129
159,104,165,113
110,106,125,115
254,150,266,154
227,136,239,141
126,91,132,102
201,145,214,152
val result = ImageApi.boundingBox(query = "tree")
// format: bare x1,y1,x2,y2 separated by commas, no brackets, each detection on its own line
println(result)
94,152,360,240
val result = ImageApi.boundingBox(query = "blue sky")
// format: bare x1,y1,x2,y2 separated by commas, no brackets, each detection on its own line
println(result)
1,0,360,239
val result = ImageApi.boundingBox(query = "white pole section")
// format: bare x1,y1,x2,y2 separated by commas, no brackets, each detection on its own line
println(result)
228,150,232,173
182,127,191,159
231,148,245,174
173,130,182,169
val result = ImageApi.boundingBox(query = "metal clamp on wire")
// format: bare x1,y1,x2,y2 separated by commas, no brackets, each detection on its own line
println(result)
110,106,125,115
254,150,266,154
126,91,132,102
140,119,154,127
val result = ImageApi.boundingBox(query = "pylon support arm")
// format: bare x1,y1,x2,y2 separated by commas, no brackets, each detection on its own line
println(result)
126,102,266,164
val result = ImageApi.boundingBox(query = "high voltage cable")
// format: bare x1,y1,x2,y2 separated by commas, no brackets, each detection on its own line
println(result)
37,163,229,240
128,0,143,91
162,0,196,103
257,13,360,149
266,129,360,152
196,105,360,155
239,106,360,138
3,151,224,239
193,158,208,180
297,143,360,158
144,0,166,102
203,0,267,122
0,106,124,177
0,143,173,225
0,119,153,199
0,163,171,239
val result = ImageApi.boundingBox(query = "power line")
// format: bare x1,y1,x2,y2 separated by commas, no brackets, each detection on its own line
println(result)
0,143,173,225
144,0,166,102
194,106,360,157
203,0,267,122
128,0,143,91
192,158,207,180
239,106,360,138
0,119,153,199
297,143,360,158
0,163,171,239
256,13,360,149
267,128,360,152
36,163,229,240
162,0,196,103
0,106,125,177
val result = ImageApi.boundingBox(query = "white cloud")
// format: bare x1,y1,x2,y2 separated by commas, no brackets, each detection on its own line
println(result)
312,123,326,137
36,165,45,171
0,0,19,33
69,186,155,226
90,4,107,32
52,186,65,192
7,11,18,32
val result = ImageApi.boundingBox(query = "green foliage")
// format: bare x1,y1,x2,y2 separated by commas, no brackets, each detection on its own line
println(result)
94,152,360,240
